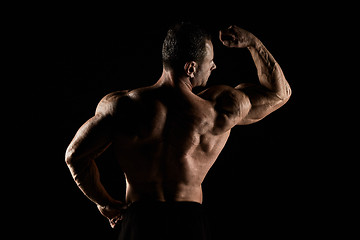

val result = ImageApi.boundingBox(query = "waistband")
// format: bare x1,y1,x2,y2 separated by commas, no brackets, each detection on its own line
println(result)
124,200,205,218
128,200,202,208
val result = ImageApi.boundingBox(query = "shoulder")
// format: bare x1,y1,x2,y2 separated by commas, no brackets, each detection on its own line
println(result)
198,85,250,112
199,85,251,130
95,90,132,116
198,85,245,99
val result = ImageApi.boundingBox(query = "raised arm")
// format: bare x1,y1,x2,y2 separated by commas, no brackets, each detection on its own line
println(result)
219,25,291,125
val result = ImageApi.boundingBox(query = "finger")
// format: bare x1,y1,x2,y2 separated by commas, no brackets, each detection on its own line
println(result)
109,216,123,228
222,40,230,46
220,33,236,43
109,219,116,228
219,32,234,44
222,25,237,35
109,218,119,228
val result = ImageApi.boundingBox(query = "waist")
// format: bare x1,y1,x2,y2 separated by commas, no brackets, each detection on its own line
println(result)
125,181,203,204
125,200,204,215
129,200,202,208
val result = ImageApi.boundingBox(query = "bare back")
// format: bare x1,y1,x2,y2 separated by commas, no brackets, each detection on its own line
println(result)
65,25,291,228
102,84,235,203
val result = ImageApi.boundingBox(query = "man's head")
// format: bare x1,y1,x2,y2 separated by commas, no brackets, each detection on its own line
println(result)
162,22,216,87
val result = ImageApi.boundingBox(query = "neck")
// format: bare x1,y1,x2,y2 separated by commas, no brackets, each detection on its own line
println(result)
157,68,193,92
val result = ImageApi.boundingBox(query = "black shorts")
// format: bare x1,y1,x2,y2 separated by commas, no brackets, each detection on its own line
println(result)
118,201,211,240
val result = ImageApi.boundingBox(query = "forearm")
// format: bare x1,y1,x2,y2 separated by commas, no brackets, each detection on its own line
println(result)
248,38,291,99
220,25,292,124
65,113,116,207
66,157,115,207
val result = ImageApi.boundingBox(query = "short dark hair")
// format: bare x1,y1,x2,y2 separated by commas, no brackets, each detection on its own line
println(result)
162,22,211,72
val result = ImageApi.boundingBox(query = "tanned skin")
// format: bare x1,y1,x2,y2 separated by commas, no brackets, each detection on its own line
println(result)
65,26,291,228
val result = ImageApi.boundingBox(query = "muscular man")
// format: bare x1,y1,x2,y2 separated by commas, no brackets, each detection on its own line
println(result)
65,23,291,239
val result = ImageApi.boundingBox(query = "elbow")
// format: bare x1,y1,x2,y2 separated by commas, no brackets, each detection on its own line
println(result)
283,86,292,102
276,83,292,103
284,78,292,98
65,146,82,181
285,84,292,102
271,86,291,111
65,146,75,167
285,81,292,98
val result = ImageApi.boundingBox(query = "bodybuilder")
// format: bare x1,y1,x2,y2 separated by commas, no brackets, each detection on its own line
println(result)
65,23,291,239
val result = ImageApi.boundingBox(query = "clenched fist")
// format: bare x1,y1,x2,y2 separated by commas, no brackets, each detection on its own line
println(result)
219,25,257,48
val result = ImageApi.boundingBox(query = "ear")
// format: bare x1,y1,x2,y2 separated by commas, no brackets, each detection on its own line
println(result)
184,61,197,78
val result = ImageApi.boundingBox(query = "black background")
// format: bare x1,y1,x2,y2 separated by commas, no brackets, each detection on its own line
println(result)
45,3,349,239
